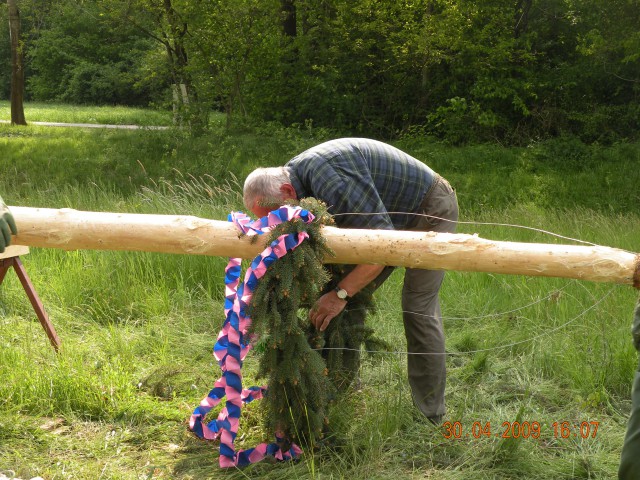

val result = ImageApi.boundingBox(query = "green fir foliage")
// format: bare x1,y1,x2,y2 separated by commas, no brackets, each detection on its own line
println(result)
248,198,388,447
249,198,334,446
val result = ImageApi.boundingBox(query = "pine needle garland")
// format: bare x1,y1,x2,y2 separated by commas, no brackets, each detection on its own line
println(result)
250,198,389,448
249,198,333,446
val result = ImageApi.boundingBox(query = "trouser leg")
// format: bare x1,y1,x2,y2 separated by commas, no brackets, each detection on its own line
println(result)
402,268,447,418
403,175,458,420
619,300,640,478
620,365,640,478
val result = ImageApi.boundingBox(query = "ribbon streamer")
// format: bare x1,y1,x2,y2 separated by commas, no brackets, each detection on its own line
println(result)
189,206,314,467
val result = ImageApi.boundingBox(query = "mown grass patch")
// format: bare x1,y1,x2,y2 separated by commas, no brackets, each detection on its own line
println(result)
0,101,174,127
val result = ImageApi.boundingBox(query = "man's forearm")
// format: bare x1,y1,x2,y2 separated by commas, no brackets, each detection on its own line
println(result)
309,263,386,331
337,264,386,297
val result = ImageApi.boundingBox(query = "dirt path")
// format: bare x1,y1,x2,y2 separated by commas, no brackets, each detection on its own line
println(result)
0,120,169,130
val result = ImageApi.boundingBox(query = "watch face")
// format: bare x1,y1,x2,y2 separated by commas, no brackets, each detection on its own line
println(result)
336,288,347,299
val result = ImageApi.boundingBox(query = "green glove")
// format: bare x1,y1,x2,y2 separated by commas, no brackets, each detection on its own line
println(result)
0,195,18,253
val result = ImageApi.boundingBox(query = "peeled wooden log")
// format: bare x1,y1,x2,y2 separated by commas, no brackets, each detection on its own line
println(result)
9,206,640,288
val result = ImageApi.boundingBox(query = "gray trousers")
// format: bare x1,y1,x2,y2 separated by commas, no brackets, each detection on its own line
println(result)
619,299,640,478
403,175,458,418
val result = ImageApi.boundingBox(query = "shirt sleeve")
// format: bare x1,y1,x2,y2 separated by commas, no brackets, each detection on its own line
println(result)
299,152,394,230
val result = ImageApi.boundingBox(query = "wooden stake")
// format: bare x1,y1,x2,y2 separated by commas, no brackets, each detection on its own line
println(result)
9,206,640,288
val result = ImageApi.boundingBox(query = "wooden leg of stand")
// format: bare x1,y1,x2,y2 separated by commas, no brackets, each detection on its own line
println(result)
0,259,11,284
11,257,61,352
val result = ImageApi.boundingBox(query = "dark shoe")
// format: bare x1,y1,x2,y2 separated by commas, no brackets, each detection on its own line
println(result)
427,415,443,426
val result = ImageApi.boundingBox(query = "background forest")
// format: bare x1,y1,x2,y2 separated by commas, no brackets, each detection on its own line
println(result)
1,0,639,143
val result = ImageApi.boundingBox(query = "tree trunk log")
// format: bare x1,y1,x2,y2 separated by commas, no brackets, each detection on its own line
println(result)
9,206,640,288
8,0,26,126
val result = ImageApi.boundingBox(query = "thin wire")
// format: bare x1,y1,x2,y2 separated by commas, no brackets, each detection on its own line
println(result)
333,211,600,247
316,286,616,357
344,280,576,321
333,211,629,336
317,208,626,354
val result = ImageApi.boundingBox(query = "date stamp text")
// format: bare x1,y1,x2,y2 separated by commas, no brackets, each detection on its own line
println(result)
441,421,600,440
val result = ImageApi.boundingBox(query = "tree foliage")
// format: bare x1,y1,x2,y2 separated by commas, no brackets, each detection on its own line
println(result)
2,0,638,143
4,0,167,106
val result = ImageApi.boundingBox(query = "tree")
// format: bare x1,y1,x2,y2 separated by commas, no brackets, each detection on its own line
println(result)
7,0,26,125
27,1,166,107
181,0,282,127
281,0,296,38
160,0,193,125
102,0,202,127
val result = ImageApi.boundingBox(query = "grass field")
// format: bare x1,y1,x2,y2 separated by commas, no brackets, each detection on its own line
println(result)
0,101,173,127
0,104,639,479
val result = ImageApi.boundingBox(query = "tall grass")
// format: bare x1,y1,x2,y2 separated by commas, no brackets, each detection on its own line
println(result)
0,107,639,479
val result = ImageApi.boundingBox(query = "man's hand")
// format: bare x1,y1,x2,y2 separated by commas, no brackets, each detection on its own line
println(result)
0,196,18,253
309,291,347,332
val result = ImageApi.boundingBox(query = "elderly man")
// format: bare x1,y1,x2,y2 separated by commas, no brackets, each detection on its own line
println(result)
0,196,18,253
243,138,458,424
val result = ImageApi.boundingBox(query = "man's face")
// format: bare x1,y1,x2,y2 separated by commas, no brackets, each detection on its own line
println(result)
250,197,276,218
246,184,297,218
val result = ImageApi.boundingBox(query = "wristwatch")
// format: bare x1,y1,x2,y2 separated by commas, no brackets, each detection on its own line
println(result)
334,286,350,300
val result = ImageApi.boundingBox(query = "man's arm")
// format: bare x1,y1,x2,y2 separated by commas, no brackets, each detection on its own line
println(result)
0,196,18,253
294,149,395,329
309,263,386,331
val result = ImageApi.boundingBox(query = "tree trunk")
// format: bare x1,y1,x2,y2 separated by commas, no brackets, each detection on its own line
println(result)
281,0,296,38
8,0,26,126
9,206,640,288
514,0,532,38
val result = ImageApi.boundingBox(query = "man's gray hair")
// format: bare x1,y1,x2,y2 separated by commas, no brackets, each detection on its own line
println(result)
243,166,291,211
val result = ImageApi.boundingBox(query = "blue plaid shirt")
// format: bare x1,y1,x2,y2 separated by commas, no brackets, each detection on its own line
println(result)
286,138,436,230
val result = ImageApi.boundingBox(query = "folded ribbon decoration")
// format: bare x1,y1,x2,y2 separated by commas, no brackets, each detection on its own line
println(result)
189,205,314,467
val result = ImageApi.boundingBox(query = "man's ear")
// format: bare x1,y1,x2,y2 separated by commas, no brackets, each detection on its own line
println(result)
280,183,297,200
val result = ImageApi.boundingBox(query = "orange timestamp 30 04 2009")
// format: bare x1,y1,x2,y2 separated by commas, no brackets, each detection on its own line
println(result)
441,420,600,440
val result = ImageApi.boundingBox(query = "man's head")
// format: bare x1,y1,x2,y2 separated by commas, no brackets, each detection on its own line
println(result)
243,167,297,217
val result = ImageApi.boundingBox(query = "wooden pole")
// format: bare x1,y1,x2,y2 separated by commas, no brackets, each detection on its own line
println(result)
9,206,640,288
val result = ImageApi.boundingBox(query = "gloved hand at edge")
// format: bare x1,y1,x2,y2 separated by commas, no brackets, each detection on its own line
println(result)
0,195,18,254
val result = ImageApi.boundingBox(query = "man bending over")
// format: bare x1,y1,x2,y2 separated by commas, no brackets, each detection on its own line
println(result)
242,138,458,425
